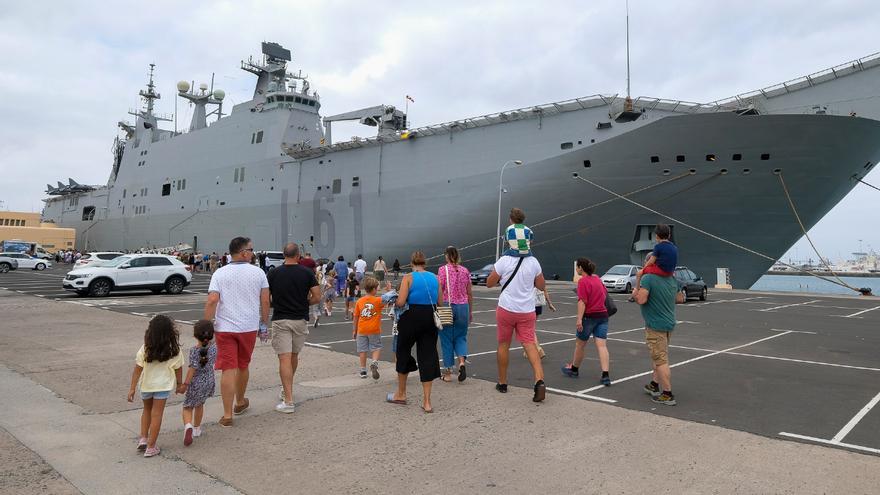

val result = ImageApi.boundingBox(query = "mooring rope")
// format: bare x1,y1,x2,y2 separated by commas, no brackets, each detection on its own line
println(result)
420,170,694,268
777,172,861,293
574,174,861,292
857,177,880,193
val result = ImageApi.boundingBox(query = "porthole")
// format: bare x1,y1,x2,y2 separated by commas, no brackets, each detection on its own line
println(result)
742,168,751,175
706,154,716,161
732,154,742,161
662,169,671,176
561,142,574,150
773,168,782,175
761,153,770,160
577,140,582,145
689,169,696,174
590,139,595,143
676,155,685,162
650,156,660,163
720,168,728,175
583,160,591,168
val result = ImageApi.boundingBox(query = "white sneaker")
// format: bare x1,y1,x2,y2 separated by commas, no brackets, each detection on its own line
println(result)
192,426,202,437
275,402,296,414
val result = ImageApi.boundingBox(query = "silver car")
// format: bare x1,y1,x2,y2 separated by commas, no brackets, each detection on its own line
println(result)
0,255,19,273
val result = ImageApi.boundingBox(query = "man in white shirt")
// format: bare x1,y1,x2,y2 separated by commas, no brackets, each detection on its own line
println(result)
353,254,367,284
486,210,546,402
204,237,270,426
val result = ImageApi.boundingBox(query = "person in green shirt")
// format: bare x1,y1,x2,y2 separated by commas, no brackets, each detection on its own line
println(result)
632,273,678,405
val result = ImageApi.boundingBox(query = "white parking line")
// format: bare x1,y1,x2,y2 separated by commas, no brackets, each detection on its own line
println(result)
692,296,768,307
577,331,794,394
777,433,880,455
841,305,880,319
779,389,880,455
758,300,822,312
545,387,617,404
831,391,880,442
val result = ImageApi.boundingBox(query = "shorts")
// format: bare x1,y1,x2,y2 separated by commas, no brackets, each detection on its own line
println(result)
355,272,365,283
643,265,673,277
356,334,383,353
645,328,672,366
375,270,385,282
535,305,543,316
141,390,171,400
346,296,356,303
391,334,398,353
577,317,609,341
214,331,258,370
271,319,309,354
496,306,537,344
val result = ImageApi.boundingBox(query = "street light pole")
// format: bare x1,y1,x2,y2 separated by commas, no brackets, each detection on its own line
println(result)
496,159,523,260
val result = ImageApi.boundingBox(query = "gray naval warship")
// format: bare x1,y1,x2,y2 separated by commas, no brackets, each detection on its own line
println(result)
42,42,880,288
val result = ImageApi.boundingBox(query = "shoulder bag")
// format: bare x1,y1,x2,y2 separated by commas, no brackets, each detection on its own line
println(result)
604,291,618,317
436,266,454,327
501,257,525,293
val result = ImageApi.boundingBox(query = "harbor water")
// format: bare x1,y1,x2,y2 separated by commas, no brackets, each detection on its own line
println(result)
750,274,880,295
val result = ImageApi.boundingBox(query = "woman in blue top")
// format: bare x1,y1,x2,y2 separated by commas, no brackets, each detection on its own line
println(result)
386,251,441,413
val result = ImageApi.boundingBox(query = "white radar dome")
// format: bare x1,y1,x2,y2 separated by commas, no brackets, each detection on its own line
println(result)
177,80,190,92
198,83,209,92
212,89,225,101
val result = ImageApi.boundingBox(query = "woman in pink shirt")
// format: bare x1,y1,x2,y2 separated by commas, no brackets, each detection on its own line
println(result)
438,246,473,382
562,258,612,385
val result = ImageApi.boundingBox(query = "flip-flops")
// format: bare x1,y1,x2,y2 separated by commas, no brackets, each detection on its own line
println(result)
422,405,434,414
386,392,407,405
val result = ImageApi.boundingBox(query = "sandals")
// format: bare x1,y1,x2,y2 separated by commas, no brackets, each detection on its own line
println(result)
386,392,407,405
458,365,467,382
495,383,508,393
422,405,434,414
440,370,453,382
533,380,546,402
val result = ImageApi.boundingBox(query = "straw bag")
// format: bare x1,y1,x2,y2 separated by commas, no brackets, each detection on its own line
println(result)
436,266,454,327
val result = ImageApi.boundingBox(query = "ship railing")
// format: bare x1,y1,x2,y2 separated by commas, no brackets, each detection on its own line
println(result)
285,94,619,159
708,51,880,107
627,96,740,114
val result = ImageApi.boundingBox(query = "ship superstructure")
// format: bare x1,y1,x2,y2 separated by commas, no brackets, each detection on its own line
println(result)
43,43,880,288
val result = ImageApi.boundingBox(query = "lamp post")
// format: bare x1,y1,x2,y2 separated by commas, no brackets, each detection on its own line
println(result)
496,159,523,260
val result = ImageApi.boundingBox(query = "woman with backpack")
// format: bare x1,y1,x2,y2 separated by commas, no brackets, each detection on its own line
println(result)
561,258,612,386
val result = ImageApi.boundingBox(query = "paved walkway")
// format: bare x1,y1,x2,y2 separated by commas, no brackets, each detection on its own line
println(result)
2,289,880,494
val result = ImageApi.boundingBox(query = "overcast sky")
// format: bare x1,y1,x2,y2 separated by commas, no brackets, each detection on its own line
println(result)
1,0,878,262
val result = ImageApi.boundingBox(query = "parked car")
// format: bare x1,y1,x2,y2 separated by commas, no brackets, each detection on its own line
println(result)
0,254,19,273
74,251,124,269
601,264,640,293
264,251,285,270
470,264,495,285
674,266,708,301
0,252,51,270
63,254,192,297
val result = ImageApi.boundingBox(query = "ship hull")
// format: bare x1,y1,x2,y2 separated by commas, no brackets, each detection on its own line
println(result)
49,113,880,289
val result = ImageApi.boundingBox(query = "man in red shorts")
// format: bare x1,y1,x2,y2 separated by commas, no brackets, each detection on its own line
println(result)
204,236,270,426
487,209,547,402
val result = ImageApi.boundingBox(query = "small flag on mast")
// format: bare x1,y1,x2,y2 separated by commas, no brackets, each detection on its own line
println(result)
406,95,415,103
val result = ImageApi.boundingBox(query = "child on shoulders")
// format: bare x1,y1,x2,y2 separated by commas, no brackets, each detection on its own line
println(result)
633,224,678,296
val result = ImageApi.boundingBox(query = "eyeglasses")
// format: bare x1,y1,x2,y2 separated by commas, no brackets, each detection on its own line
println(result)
243,248,254,252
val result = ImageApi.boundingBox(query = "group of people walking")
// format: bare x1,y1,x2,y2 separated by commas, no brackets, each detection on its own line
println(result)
126,212,680,457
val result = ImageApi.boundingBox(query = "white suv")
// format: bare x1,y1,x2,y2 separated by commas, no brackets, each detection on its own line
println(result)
74,251,124,269
0,252,51,270
264,251,285,270
63,254,192,297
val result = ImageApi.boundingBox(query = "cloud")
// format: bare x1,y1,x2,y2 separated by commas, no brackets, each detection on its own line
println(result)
1,0,878,260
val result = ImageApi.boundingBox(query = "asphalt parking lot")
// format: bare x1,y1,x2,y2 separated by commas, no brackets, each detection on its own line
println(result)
3,265,880,456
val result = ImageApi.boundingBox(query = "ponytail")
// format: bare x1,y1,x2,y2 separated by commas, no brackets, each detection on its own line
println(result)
193,319,215,368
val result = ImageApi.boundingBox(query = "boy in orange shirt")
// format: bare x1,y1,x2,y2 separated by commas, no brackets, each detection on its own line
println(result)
352,276,383,379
